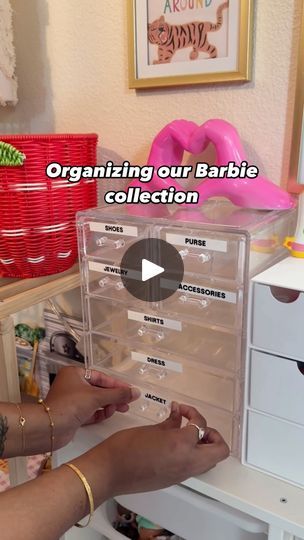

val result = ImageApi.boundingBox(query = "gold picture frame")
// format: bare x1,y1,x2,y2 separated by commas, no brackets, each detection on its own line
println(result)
128,0,254,89
288,2,304,192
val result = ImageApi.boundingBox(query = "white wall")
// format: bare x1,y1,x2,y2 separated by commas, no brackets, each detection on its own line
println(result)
1,0,302,188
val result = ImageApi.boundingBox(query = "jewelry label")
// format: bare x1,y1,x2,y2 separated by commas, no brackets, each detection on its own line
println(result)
127,310,182,331
131,351,183,373
89,222,138,237
88,260,140,280
166,232,227,253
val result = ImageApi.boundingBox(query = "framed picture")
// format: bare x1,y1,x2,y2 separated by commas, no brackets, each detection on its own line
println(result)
288,2,304,192
127,0,254,89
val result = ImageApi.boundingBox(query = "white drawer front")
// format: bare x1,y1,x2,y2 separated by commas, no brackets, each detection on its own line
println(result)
252,283,304,360
246,411,304,487
250,350,304,426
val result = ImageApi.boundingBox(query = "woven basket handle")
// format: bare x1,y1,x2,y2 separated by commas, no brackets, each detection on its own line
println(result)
0,141,26,166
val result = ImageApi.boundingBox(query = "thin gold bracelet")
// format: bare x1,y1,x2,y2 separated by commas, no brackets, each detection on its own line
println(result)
64,463,94,528
15,403,26,454
38,399,55,456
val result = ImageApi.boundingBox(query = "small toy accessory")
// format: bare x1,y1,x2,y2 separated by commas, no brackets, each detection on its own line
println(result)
129,119,295,210
284,191,304,257
15,403,26,454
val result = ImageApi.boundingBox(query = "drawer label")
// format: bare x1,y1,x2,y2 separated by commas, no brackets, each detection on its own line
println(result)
178,282,237,304
166,232,227,253
88,260,140,280
161,278,237,304
128,310,182,331
132,351,183,373
144,392,167,405
89,222,138,237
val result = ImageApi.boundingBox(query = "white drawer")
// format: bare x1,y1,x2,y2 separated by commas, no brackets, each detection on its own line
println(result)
89,490,267,540
157,226,245,282
249,350,304,425
86,297,240,370
252,283,304,360
246,411,304,487
87,334,236,412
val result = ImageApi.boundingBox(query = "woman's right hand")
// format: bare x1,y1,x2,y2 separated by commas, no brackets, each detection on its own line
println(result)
75,403,230,502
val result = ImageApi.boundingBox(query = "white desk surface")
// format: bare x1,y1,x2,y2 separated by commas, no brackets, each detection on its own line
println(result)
61,414,304,539
252,256,304,291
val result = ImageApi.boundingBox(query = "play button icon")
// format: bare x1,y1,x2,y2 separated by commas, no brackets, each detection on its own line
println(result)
120,239,184,302
142,259,164,282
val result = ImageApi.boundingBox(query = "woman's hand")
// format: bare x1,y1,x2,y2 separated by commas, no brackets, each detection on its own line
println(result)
45,367,141,449
73,403,230,500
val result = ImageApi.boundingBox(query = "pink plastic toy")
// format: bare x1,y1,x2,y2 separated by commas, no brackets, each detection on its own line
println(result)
129,119,295,210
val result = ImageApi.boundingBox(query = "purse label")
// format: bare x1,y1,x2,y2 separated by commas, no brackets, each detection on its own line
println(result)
166,232,227,253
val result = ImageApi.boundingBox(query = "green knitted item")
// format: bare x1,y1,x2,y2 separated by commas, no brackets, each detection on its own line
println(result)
0,141,26,166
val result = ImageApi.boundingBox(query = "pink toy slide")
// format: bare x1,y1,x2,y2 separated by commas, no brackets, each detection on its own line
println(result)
129,119,295,210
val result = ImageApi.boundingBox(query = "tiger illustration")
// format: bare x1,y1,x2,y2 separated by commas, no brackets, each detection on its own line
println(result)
148,1,229,64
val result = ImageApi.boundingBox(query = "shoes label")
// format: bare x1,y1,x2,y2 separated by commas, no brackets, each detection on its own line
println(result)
89,222,138,237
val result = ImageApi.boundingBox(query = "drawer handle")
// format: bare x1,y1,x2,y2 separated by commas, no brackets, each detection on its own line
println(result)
98,277,124,291
179,248,211,264
270,286,300,303
297,362,304,375
179,294,210,309
138,363,167,380
137,325,164,342
96,236,126,249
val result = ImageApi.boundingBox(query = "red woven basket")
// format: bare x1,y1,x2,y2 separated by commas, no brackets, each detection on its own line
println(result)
0,133,98,278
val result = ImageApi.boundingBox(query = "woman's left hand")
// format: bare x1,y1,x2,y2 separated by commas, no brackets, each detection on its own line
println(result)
45,367,141,449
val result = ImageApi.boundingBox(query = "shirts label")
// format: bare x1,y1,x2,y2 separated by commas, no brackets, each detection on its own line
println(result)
166,232,227,253
89,222,138,237
131,351,183,373
128,310,182,331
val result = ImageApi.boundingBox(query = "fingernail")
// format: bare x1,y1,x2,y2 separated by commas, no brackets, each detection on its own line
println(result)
171,401,179,414
131,386,141,400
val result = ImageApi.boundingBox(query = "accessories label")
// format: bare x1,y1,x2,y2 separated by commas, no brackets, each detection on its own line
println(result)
89,222,138,237
128,310,182,331
166,233,227,253
131,351,183,373
160,278,237,304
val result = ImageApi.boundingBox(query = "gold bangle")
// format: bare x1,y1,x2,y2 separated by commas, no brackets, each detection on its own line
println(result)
15,403,26,454
38,399,55,456
64,463,94,528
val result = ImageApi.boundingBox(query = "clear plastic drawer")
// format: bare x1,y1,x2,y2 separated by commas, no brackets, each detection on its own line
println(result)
88,334,236,412
86,296,240,372
78,216,150,260
157,226,246,282
158,274,242,329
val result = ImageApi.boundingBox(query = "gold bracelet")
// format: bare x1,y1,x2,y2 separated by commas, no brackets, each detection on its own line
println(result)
64,463,95,528
38,399,55,456
15,404,26,454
